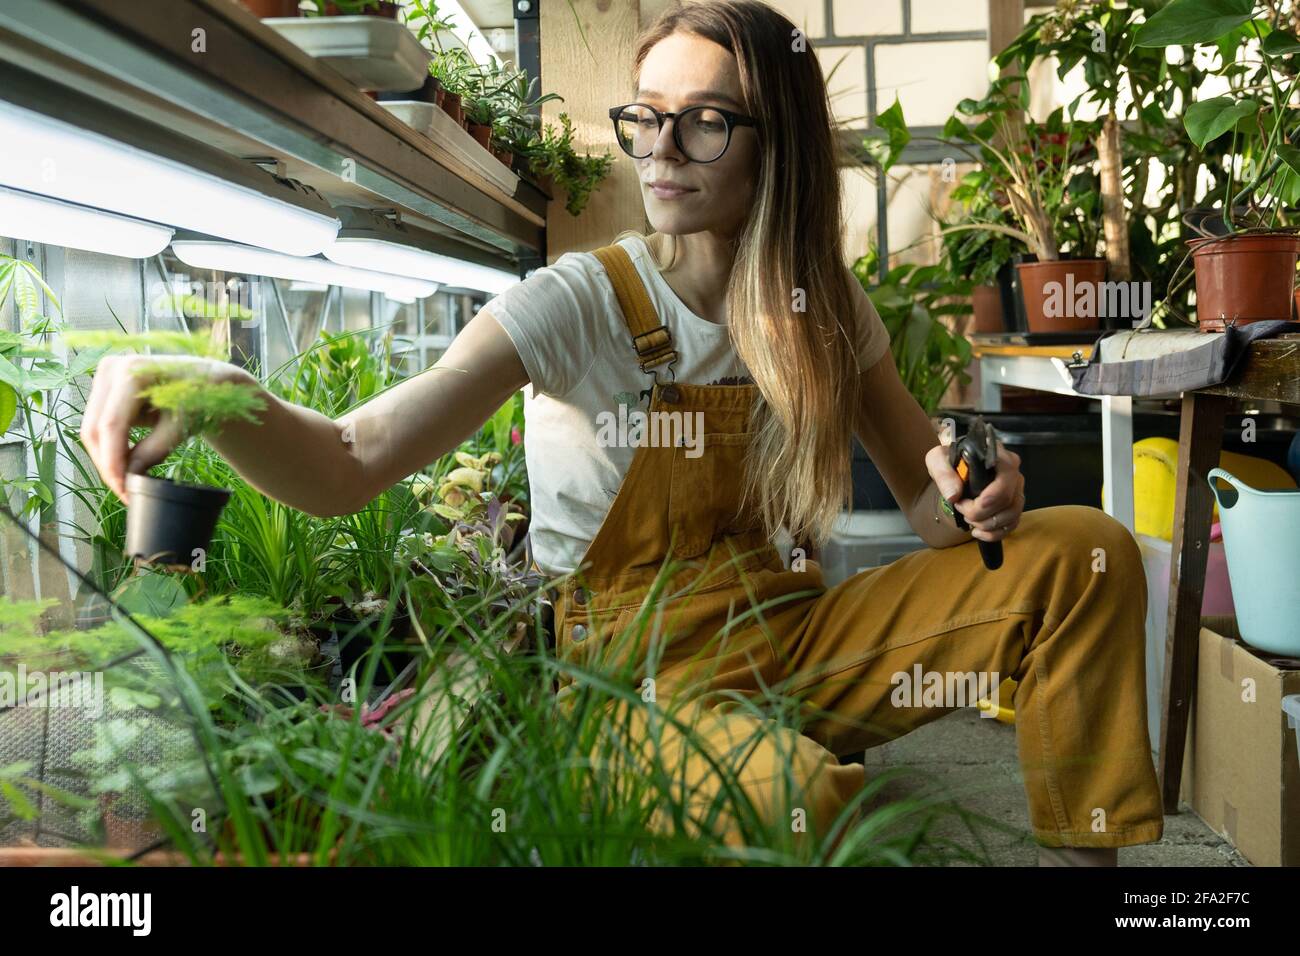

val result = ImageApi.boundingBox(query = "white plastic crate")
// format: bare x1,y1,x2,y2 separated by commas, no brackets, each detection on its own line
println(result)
1138,532,1234,757
820,510,927,586
265,16,431,92
1285,695,1300,765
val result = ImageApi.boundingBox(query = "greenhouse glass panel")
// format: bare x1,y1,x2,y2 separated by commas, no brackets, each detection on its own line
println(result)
0,507,223,859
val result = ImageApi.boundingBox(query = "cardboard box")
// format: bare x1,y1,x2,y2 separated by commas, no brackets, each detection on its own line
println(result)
1180,624,1300,866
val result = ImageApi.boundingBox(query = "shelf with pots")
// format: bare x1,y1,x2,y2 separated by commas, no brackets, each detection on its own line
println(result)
0,0,547,268
261,11,438,95
245,0,612,217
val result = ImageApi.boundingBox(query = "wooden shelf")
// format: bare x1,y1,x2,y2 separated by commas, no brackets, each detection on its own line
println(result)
0,0,545,272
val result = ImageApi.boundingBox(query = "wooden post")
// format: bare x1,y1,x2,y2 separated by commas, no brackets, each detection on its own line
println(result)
1160,391,1226,811
540,0,650,263
988,0,1025,64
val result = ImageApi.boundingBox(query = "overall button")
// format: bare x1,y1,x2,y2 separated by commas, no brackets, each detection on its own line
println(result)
571,624,588,643
661,384,681,404
573,587,589,606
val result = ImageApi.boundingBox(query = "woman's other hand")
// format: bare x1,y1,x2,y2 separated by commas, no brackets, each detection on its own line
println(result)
925,440,1026,543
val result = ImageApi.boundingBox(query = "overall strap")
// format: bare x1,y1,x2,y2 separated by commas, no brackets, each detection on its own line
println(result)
592,242,678,375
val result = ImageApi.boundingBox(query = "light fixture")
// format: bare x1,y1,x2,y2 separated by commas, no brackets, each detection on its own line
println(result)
0,186,173,259
432,0,501,67
324,207,518,294
0,99,340,257
171,239,438,302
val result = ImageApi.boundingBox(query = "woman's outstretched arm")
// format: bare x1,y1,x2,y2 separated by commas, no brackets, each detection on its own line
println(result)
79,307,527,518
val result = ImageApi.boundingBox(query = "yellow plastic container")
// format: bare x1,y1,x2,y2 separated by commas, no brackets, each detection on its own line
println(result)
977,677,1018,724
1104,437,1296,541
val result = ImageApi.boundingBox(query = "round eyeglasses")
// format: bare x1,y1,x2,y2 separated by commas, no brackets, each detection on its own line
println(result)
608,103,758,164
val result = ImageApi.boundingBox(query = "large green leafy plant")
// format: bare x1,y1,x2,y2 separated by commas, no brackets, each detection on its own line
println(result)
854,249,973,417
940,83,1103,263
0,253,111,519
1136,0,1300,234
984,0,1229,324
998,1,1209,293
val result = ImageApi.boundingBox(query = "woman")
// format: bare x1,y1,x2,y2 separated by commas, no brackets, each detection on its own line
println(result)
80,0,1162,864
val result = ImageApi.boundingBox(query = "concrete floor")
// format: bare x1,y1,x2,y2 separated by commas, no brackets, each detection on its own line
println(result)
857,707,1247,866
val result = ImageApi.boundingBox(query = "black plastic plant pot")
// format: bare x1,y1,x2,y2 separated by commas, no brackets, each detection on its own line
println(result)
335,611,413,681
124,473,231,570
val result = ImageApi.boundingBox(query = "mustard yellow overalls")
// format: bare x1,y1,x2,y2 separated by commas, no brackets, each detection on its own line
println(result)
538,242,1165,851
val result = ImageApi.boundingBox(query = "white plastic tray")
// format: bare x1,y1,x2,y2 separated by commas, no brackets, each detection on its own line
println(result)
266,16,431,92
1285,695,1300,763
381,101,519,197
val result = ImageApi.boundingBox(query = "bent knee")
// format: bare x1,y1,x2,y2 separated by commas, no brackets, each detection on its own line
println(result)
1027,505,1141,573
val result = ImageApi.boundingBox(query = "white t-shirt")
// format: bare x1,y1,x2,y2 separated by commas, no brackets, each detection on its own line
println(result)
485,233,891,577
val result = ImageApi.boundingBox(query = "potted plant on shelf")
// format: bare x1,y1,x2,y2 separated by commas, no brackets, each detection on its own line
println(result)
1136,0,1300,331
991,0,1229,332
866,95,1012,335
429,47,476,126
390,0,462,106
530,113,615,217
939,81,1105,334
941,169,1018,334
302,0,400,18
64,331,266,571
239,0,302,17
322,479,424,682
461,62,513,152
490,65,564,172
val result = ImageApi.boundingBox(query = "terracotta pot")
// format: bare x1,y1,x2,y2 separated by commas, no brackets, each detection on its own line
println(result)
1294,286,1299,320
515,157,553,199
970,284,1005,334
440,91,462,126
376,75,438,104
1189,234,1300,331
99,793,165,852
492,145,512,168
1016,258,1107,332
467,121,491,149
323,1,399,16
240,0,300,15
0,847,186,867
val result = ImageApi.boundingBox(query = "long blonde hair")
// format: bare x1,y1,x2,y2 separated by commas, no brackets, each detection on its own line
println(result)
615,0,863,547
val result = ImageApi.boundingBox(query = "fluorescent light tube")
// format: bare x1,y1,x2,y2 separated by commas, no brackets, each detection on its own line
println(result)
0,186,173,259
433,0,500,66
0,100,339,257
171,240,438,301
325,237,517,294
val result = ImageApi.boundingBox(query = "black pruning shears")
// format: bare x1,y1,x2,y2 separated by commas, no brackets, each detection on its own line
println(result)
945,416,1004,571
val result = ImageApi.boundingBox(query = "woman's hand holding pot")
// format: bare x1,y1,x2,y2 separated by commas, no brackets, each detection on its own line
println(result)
80,354,253,505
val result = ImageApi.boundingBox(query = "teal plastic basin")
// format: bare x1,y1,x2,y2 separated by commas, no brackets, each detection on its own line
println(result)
1208,468,1300,658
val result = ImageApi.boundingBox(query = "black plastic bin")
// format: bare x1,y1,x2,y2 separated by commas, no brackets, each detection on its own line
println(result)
851,409,1299,513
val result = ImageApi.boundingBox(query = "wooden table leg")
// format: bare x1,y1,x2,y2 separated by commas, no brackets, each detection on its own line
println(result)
1159,391,1226,811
